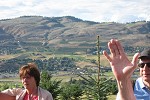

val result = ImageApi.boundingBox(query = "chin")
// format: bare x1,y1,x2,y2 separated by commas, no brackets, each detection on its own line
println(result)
143,77,150,83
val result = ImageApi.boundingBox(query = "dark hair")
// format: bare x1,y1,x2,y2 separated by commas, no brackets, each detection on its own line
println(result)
19,63,40,86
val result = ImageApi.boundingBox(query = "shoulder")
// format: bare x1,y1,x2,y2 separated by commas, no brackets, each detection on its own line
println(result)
134,77,145,90
39,87,51,94
38,87,53,99
136,77,142,82
1,88,24,96
134,77,143,85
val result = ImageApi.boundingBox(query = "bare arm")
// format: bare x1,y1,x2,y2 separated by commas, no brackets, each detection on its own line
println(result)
0,92,15,100
103,39,139,100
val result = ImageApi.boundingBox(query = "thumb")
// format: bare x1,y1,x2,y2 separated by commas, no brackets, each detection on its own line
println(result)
131,53,140,68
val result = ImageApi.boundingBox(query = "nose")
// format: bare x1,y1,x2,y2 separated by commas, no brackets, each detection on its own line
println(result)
22,77,28,82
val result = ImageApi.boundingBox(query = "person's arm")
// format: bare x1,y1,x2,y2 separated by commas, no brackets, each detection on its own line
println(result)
0,92,15,100
103,39,139,100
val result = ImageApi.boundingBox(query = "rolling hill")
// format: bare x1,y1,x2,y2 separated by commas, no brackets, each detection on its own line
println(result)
0,16,150,55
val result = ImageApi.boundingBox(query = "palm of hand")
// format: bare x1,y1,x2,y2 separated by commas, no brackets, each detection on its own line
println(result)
103,39,139,81
110,54,134,81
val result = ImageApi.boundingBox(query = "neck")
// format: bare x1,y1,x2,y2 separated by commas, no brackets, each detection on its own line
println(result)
26,86,38,95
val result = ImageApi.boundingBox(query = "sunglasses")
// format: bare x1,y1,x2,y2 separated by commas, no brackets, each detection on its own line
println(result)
138,62,150,68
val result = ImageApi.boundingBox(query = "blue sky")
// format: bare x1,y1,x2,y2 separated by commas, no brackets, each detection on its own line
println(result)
0,0,150,23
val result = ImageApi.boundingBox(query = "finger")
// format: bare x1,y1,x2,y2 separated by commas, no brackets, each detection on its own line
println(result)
115,39,125,55
131,53,140,68
103,50,112,62
108,40,116,57
112,39,120,56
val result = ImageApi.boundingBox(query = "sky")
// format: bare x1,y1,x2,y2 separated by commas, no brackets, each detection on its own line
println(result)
0,0,150,23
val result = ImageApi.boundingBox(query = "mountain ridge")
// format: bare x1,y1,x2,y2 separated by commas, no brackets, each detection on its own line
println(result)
0,16,150,54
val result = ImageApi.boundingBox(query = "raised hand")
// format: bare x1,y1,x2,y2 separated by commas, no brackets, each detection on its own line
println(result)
103,39,139,81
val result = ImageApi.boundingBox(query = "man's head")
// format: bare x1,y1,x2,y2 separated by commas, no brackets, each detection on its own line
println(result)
138,48,150,83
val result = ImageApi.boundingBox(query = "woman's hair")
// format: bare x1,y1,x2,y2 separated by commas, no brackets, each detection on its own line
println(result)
19,63,40,86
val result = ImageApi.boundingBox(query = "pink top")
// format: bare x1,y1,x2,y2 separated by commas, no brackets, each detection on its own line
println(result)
23,92,38,100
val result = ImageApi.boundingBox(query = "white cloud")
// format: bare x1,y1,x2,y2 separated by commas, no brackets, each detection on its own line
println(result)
0,0,150,23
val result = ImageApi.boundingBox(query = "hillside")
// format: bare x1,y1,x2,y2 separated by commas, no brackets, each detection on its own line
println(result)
0,16,150,55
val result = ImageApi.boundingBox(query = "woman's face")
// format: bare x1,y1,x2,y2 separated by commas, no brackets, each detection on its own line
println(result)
21,74,37,89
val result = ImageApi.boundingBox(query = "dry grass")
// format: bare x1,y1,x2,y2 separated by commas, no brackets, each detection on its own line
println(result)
108,95,116,100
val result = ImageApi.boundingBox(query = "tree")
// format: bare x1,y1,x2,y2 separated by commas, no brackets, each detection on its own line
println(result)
77,36,116,100
79,75,113,100
59,82,83,100
40,71,62,99
0,83,10,91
